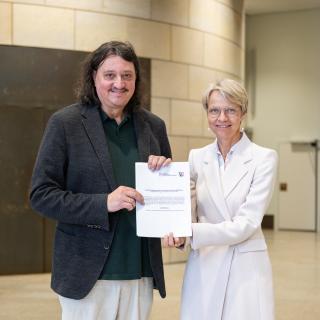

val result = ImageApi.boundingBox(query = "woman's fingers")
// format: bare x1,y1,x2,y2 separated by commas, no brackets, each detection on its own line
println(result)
148,155,172,171
162,234,185,248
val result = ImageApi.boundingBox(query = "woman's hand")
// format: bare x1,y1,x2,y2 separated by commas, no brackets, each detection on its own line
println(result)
163,233,186,248
148,155,171,171
107,186,144,212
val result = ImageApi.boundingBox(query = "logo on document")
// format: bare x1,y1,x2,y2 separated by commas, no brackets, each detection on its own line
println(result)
178,171,184,177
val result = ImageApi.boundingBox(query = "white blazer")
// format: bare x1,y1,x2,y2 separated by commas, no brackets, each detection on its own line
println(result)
180,133,278,320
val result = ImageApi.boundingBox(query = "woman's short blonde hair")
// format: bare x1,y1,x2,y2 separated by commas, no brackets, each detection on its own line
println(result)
202,79,248,114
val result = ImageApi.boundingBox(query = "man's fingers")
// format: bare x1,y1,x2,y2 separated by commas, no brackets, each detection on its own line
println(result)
108,186,144,212
122,187,144,204
128,189,144,204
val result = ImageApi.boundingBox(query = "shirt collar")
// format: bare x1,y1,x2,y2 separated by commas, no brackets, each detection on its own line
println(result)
214,130,245,157
99,108,131,124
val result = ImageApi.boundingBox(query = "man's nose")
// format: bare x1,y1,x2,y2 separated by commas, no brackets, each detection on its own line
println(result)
113,76,125,88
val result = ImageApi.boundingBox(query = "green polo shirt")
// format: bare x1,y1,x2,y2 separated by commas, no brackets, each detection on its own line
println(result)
98,109,153,280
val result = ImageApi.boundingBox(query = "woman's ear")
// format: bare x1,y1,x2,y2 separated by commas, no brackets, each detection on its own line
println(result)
240,112,246,123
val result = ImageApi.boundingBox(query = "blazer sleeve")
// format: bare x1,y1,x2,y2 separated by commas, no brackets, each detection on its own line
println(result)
189,150,198,223
158,118,172,159
191,149,278,250
29,113,109,229
179,150,198,251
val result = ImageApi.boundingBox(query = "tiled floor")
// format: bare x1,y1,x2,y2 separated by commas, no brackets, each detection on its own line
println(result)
0,230,319,319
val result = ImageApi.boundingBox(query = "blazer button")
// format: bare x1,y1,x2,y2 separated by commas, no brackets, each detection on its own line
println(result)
104,244,110,250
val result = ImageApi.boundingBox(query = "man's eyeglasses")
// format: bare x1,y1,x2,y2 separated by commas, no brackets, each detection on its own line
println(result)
207,107,241,118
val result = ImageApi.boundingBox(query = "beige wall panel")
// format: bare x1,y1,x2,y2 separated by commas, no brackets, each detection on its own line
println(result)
151,98,171,134
151,0,188,26
103,0,151,19
152,60,188,99
214,1,242,44
189,0,216,34
188,65,224,101
0,2,12,44
218,0,243,14
240,10,245,50
190,0,243,41
188,137,213,150
5,0,44,3
75,11,127,51
240,47,245,80
172,26,204,65
171,100,203,136
127,19,170,60
202,109,215,137
169,136,189,161
46,0,102,10
204,34,241,76
13,4,73,49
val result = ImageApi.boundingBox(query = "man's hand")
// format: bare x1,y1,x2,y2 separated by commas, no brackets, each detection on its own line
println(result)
107,186,144,212
148,155,171,171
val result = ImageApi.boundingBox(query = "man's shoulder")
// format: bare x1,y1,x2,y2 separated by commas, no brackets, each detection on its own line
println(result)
52,103,83,119
49,103,97,128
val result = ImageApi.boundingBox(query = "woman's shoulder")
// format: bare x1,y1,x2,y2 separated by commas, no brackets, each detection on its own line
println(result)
251,142,277,156
191,143,214,153
250,142,278,165
189,143,215,160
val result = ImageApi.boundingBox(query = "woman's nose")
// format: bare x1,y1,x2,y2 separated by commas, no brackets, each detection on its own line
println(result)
217,109,227,121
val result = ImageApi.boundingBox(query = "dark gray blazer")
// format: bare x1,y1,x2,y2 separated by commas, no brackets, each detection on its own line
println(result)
30,103,171,299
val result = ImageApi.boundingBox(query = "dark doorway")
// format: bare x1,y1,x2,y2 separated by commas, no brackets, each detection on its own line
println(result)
0,45,150,274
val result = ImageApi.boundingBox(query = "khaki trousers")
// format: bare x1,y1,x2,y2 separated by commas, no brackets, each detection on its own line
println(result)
58,278,153,320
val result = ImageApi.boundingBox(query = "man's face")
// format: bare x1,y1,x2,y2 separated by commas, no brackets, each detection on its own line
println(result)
93,55,136,116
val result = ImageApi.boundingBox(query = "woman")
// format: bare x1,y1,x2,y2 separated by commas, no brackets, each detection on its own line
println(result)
180,79,277,319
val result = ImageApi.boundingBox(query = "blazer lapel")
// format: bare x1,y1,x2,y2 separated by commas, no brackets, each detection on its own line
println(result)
80,105,117,190
203,143,231,220
133,110,151,162
222,133,252,198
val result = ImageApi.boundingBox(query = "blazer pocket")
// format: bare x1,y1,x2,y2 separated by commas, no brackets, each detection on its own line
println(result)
237,238,267,253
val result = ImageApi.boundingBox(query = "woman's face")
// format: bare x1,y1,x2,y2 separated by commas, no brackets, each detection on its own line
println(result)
207,90,245,143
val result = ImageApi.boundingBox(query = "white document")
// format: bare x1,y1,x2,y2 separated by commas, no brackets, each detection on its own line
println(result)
135,162,192,237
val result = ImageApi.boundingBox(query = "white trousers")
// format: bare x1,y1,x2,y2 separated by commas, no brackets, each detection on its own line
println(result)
58,278,153,320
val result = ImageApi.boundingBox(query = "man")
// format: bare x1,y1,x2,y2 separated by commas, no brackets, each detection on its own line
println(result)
30,41,171,320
